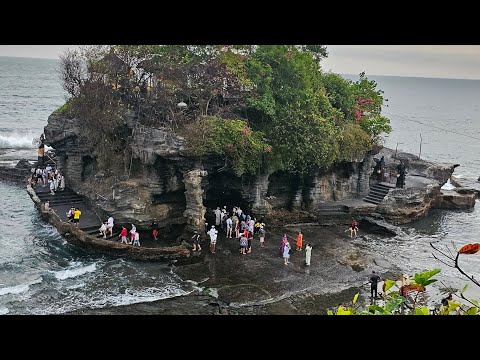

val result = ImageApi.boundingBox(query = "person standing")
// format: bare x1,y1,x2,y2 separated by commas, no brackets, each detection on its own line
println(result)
59,174,65,191
214,207,222,227
129,224,136,244
350,219,359,239
106,216,114,237
370,271,381,299
296,231,303,251
73,208,82,227
259,226,266,248
207,225,218,254
283,240,291,265
281,234,288,256
49,178,55,195
226,216,233,239
191,231,201,251
153,228,159,241
305,243,312,266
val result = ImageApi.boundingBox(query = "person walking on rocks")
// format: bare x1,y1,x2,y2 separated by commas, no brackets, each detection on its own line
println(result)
49,178,55,195
208,225,218,254
119,226,128,244
296,231,303,251
350,219,359,239
129,224,136,244
281,234,288,256
305,243,312,266
132,231,140,246
106,216,114,238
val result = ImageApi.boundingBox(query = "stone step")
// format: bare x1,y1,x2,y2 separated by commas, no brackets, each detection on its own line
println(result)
366,192,387,200
363,197,381,205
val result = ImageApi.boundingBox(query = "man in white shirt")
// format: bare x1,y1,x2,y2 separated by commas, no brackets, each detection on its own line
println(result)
106,216,114,237
207,225,218,254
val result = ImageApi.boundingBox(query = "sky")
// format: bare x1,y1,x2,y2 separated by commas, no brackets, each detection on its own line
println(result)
1,45,480,80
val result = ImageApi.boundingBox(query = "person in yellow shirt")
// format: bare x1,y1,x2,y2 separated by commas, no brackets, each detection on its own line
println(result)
73,208,82,227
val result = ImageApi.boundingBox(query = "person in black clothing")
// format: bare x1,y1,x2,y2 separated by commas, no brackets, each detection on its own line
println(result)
370,271,381,298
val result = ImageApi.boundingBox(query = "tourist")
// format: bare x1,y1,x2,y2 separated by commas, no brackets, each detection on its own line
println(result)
150,218,158,240
254,219,261,234
73,207,81,227
44,200,50,211
99,221,108,238
247,230,253,254
106,216,114,237
66,206,75,222
296,231,303,251
42,168,48,187
132,231,140,246
283,240,291,265
221,206,227,230
226,215,233,239
234,218,240,239
208,225,218,254
49,178,55,195
259,226,266,248
59,174,65,191
119,226,128,244
191,231,201,251
129,224,136,244
370,271,381,299
240,233,248,255
305,243,312,266
214,207,222,227
281,234,288,256
350,219,359,239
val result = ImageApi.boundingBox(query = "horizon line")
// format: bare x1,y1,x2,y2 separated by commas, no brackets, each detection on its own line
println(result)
2,55,480,81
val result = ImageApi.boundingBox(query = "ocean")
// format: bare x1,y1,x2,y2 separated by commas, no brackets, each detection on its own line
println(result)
0,56,479,314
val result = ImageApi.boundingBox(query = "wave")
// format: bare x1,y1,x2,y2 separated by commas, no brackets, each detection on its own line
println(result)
0,284,29,296
0,277,42,296
0,134,36,149
53,263,97,280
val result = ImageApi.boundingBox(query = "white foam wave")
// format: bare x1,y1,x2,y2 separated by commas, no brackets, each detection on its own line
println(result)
0,307,9,315
54,263,97,280
0,134,36,149
0,284,29,296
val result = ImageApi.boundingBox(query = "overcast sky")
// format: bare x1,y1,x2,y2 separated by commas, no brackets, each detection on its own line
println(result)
1,45,480,80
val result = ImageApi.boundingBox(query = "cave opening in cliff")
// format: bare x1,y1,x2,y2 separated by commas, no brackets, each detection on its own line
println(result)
81,155,95,181
203,172,251,223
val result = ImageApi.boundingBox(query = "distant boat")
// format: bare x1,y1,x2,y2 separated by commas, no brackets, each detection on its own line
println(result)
441,179,456,190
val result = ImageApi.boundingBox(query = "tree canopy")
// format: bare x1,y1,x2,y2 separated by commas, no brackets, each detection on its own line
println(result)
59,45,391,176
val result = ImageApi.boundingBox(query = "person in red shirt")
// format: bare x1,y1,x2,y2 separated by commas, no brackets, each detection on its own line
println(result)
119,226,128,244
296,231,303,251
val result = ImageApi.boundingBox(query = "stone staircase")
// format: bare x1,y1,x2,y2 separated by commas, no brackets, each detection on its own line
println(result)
363,182,394,205
316,204,352,225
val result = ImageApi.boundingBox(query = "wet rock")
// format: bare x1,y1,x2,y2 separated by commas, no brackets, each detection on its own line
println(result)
15,158,31,169
360,217,403,236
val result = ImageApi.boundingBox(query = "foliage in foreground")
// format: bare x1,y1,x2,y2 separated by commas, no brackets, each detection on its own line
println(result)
329,242,480,315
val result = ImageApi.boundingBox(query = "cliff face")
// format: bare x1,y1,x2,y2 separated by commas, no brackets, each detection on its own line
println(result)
44,114,377,237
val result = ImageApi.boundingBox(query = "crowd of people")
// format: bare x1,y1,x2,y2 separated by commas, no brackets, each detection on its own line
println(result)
28,164,65,195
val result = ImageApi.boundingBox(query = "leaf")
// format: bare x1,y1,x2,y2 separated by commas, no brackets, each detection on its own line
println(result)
466,307,478,315
383,279,396,292
336,306,351,315
384,297,405,312
458,243,480,255
414,306,429,315
353,293,359,305
327,310,334,315
461,284,469,294
367,305,389,315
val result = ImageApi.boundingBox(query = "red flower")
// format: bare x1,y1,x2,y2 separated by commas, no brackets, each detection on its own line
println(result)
242,128,250,136
355,108,362,122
